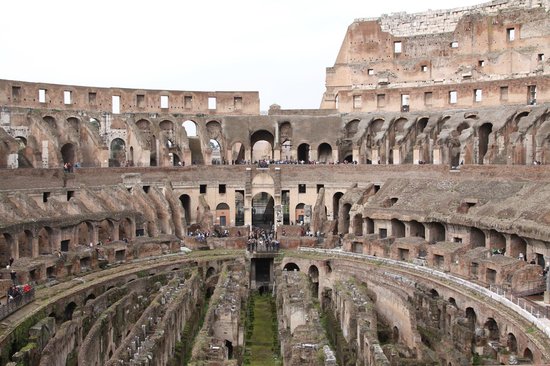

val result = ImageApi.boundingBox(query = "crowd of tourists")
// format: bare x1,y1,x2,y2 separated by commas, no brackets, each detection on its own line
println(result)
246,227,280,252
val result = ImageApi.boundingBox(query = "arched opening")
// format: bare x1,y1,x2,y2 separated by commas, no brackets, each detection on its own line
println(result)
109,138,126,167
129,146,134,166
417,117,429,134
0,233,14,265
430,289,439,298
340,203,352,234
251,130,274,162
317,143,333,163
234,191,244,226
308,265,319,298
456,121,470,135
85,294,96,305
465,307,477,331
206,267,216,278
353,214,363,236
523,348,533,362
149,134,157,166
225,340,234,359
283,262,300,271
77,222,93,246
507,333,518,353
297,143,310,163
488,230,506,252
429,222,446,243
333,192,344,221
64,302,77,321
216,203,230,226
295,203,305,225
470,227,486,248
448,297,457,308
478,123,493,164
231,142,245,164
510,234,527,259
15,136,33,168
119,218,133,241
252,192,274,229
409,220,425,238
172,153,181,166
179,195,191,226
16,230,33,258
98,219,114,242
159,119,174,132
38,227,53,255
89,118,100,133
391,219,405,238
392,326,400,343
366,217,374,234
483,318,500,341
182,120,198,137
209,139,222,164
61,143,76,165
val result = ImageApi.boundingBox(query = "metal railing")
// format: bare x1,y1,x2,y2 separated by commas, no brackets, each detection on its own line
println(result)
0,287,35,321
489,284,550,319
298,247,550,339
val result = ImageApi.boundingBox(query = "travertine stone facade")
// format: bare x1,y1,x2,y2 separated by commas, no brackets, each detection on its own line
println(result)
322,0,550,112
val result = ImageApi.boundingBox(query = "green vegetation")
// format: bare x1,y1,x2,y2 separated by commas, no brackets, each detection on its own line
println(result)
244,293,281,366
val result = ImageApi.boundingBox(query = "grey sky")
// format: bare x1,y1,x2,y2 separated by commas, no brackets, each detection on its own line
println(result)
1,0,484,110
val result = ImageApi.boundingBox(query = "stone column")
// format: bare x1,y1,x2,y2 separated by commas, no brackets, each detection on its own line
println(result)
91,223,99,245
42,140,49,168
433,147,442,165
413,147,421,164
31,234,39,258
392,148,401,165
352,147,360,163
112,222,120,241
372,148,380,164
244,198,252,228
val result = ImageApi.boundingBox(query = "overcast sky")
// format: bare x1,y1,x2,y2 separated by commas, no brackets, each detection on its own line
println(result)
1,0,484,111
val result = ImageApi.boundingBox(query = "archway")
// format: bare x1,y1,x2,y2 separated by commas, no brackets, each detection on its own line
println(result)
391,219,405,238
38,227,53,255
231,142,245,164
484,318,499,342
317,143,333,163
333,192,344,221
295,203,306,225
510,234,527,259
235,191,244,226
409,220,425,238
308,265,320,298
523,348,533,362
216,203,230,226
470,227,486,248
429,222,446,243
77,222,93,245
109,138,126,167
182,120,198,137
15,137,33,168
251,130,274,162
179,194,191,225
64,302,77,321
119,218,133,240
353,214,363,236
283,262,300,271
209,139,222,164
297,143,310,163
489,230,506,252
478,123,493,164
98,220,114,242
0,233,14,265
340,203,351,234
61,143,76,165
252,192,274,229
507,333,518,353
17,230,33,258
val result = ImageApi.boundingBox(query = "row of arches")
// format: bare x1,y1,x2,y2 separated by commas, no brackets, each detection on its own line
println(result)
0,217,138,266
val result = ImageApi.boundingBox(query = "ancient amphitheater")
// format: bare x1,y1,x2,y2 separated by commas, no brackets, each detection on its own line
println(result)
2,0,550,365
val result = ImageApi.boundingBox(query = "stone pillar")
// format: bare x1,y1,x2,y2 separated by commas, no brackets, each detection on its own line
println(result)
372,148,380,164
31,235,39,258
291,148,297,161
545,271,550,304
8,153,18,169
226,148,233,164
183,148,192,166
352,147,360,163
392,148,401,165
433,147,442,165
91,223,99,245
413,147,421,164
112,222,120,241
244,198,252,228
246,147,252,163
250,260,256,290
273,145,281,161
332,149,338,163
11,235,19,260
309,148,318,162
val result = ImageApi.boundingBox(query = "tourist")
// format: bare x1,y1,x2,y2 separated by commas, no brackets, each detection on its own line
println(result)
10,269,17,284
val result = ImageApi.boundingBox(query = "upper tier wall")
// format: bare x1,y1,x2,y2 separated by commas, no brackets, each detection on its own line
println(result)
356,0,550,37
0,79,260,115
